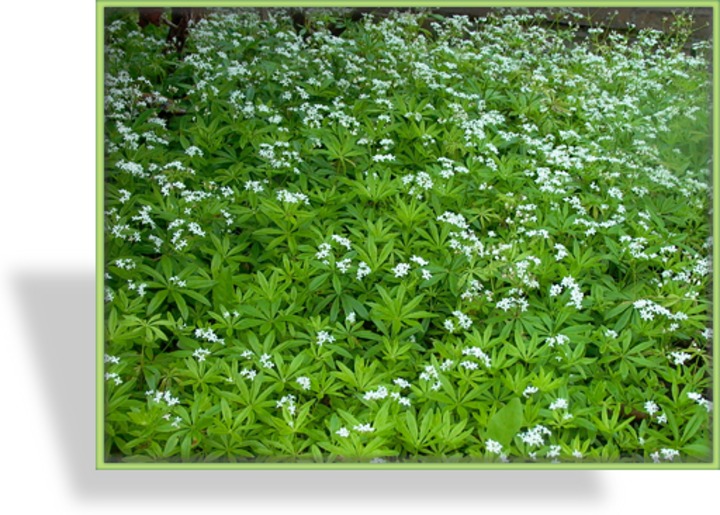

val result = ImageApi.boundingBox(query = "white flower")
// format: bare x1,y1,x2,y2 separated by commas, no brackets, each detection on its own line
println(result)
336,258,352,274
316,331,335,346
546,334,569,347
276,189,310,205
660,448,679,461
364,386,389,400
336,427,350,438
668,351,692,366
644,400,659,416
147,389,180,407
316,331,335,347
486,439,503,454
410,255,429,266
240,368,257,381
396,396,412,407
259,353,275,369
687,392,712,412
296,376,311,390
104,354,121,365
440,359,454,371
192,348,211,362
244,180,265,193
316,242,332,260
546,445,562,459
393,378,411,389
393,263,411,278
331,234,352,250
276,395,296,415
346,311,357,324
353,423,375,433
118,189,131,203
549,398,569,410
461,347,492,368
523,385,539,397
185,145,204,157
553,243,568,260
105,372,123,385
453,310,473,330
518,425,551,447
356,261,371,281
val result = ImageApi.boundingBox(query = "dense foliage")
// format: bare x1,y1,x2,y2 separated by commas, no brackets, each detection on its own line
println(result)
103,8,713,464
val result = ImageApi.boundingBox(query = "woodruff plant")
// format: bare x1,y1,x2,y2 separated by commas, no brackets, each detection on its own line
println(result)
103,7,713,464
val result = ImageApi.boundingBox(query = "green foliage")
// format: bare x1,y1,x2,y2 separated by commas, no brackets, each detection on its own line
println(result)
103,8,713,465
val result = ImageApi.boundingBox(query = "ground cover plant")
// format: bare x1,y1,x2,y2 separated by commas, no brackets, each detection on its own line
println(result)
102,7,714,464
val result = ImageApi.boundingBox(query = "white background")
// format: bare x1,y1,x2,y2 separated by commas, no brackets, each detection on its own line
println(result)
0,1,716,513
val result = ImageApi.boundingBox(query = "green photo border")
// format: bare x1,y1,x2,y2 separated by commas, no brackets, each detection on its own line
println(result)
96,0,720,470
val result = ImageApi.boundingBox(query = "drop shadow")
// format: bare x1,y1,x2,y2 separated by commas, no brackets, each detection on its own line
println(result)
15,270,603,503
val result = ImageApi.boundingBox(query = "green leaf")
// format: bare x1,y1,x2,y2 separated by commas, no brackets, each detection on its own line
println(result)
171,291,189,320
146,290,169,316
309,273,330,291
485,397,524,447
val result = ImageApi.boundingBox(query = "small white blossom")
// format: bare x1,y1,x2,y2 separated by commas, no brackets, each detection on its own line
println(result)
316,331,335,346
296,376,311,390
240,368,257,381
549,398,569,410
645,401,660,416
185,145,204,157
453,310,473,330
410,255,429,266
523,385,539,397
518,425,552,447
660,448,680,461
393,263,411,278
193,348,211,362
546,445,562,459
276,394,296,415
486,439,503,454
688,392,712,412
364,386,389,400
356,261,371,281
104,354,121,365
393,378,411,389
396,396,412,407
105,372,123,385
259,353,275,369
668,351,692,366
